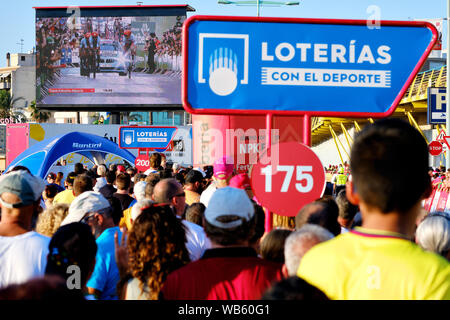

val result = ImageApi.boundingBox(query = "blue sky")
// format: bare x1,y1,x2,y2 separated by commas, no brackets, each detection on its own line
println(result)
0,0,447,67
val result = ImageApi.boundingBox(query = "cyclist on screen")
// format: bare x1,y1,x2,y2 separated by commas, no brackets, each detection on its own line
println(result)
90,32,101,72
79,33,91,72
122,30,136,56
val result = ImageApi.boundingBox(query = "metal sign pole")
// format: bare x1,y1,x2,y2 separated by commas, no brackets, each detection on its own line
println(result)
303,114,311,147
447,0,450,170
265,113,273,232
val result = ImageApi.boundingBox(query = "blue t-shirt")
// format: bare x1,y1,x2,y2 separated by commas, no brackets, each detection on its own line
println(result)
86,226,122,300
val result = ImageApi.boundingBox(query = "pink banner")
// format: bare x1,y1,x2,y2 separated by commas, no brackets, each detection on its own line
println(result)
429,190,442,213
423,188,436,212
6,123,29,167
436,190,449,212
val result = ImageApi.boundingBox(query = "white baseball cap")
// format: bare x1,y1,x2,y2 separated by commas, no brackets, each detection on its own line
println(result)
61,191,111,226
204,187,254,229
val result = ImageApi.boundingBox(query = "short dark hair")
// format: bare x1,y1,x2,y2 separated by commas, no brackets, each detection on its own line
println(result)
249,201,266,245
73,174,93,196
203,214,256,246
65,172,77,186
105,171,116,184
259,229,292,263
160,168,173,179
126,167,136,176
145,173,161,198
335,189,358,221
185,170,203,185
44,184,59,199
115,173,131,191
8,165,31,174
296,198,341,236
174,172,185,185
185,203,206,227
261,276,329,300
350,118,431,214
74,163,85,175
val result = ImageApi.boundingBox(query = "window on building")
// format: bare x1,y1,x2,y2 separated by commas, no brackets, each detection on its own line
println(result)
151,111,190,126
21,56,25,61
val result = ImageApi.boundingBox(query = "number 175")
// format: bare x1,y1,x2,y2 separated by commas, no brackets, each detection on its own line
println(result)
261,165,313,193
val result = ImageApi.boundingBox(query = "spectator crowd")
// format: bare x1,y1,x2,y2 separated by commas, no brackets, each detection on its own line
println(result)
0,119,449,300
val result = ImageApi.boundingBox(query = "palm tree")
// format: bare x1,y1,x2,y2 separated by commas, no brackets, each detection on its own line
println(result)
0,90,27,123
28,100,51,123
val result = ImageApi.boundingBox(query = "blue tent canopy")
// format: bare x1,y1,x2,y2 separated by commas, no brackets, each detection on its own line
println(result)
6,132,136,179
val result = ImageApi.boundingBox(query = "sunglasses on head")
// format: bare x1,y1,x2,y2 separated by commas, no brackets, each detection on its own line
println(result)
81,207,112,224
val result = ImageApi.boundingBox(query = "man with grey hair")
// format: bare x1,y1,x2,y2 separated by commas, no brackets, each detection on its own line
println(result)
93,164,108,192
283,224,334,277
416,212,450,261
0,169,49,288
153,178,210,261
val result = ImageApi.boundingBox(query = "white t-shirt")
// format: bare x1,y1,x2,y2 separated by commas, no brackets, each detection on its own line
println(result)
199,182,217,208
0,231,50,288
181,219,211,261
93,176,107,192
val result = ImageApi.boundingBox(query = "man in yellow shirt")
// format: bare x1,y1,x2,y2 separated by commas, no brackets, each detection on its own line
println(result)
53,172,77,205
298,119,450,300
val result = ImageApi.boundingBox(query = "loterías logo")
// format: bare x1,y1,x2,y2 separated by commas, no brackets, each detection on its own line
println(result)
197,33,249,96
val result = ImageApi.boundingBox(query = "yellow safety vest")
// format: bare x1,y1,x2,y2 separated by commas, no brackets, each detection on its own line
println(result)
336,174,347,186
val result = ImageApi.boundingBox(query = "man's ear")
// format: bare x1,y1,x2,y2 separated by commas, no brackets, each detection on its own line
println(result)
171,196,178,207
95,213,105,226
281,264,289,278
346,181,360,206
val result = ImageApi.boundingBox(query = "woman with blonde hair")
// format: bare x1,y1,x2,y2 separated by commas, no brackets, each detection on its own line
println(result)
116,204,190,300
35,203,70,237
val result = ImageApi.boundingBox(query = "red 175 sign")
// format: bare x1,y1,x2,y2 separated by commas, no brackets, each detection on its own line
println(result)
250,142,326,217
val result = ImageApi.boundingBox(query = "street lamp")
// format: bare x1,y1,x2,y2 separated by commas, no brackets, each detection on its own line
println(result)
218,0,300,17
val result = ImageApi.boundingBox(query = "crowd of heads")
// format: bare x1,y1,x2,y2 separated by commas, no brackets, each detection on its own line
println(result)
0,119,450,301
155,27,182,57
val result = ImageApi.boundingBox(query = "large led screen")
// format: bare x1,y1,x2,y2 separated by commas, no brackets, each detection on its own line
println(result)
35,6,189,109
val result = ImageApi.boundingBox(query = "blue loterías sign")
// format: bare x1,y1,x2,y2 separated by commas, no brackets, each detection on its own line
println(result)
183,16,437,117
119,126,177,150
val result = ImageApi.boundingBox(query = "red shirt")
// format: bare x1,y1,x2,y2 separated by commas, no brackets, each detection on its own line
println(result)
160,247,283,300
